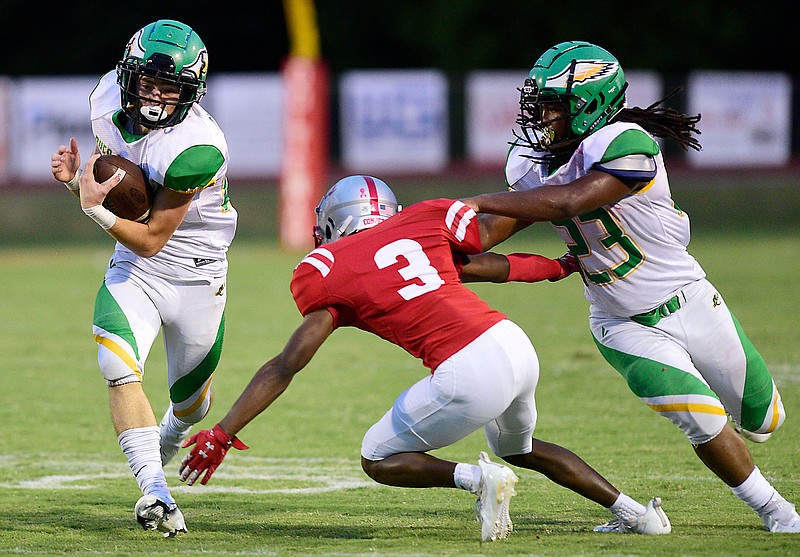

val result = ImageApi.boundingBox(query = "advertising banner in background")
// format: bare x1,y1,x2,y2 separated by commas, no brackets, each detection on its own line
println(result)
9,77,96,183
3,75,286,184
464,70,663,166
687,71,791,167
207,73,284,179
339,70,448,173
0,70,792,184
465,71,526,165
0,78,9,183
625,70,663,109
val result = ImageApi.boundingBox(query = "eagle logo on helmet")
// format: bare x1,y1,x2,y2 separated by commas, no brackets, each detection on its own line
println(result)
546,61,620,88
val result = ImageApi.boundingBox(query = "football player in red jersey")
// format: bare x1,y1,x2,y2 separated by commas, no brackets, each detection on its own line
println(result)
179,176,671,541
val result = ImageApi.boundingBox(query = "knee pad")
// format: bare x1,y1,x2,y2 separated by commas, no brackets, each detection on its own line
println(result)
484,419,534,458
652,401,728,445
740,382,786,435
169,379,213,425
95,334,143,387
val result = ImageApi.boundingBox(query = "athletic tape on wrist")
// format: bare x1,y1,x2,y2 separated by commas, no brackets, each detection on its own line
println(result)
82,205,117,230
63,169,82,191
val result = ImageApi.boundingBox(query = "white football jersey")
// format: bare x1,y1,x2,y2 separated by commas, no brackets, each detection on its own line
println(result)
505,121,705,316
89,70,237,280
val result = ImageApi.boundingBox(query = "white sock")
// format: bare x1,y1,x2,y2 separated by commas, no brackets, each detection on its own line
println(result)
731,466,797,523
454,463,482,494
731,466,776,513
118,426,175,507
609,493,646,522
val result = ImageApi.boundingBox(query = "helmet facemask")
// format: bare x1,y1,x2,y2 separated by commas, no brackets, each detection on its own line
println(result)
116,20,208,130
514,78,578,162
118,58,206,129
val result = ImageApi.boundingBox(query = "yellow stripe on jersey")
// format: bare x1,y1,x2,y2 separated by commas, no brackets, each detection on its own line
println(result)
93,334,141,381
647,401,727,416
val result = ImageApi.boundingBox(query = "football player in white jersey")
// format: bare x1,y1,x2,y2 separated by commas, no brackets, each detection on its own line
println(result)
50,20,236,536
462,41,799,533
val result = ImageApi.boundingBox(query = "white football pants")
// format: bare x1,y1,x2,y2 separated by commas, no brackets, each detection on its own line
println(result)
591,278,785,444
92,260,226,423
361,319,540,460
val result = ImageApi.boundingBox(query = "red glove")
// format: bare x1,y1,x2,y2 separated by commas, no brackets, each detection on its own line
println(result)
505,252,581,283
549,252,581,282
178,423,249,486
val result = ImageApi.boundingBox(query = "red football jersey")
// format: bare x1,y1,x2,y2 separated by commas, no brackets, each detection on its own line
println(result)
291,199,507,371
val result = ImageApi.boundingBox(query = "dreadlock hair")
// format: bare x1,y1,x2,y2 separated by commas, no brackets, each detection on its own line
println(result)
616,88,702,152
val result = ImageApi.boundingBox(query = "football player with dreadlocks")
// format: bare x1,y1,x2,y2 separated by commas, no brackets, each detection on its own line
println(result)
462,41,799,533
50,20,236,536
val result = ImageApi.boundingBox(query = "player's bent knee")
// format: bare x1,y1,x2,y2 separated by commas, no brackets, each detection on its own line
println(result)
742,389,786,435
668,411,727,445
171,401,210,425
361,456,409,487
97,342,142,386
361,456,381,480
361,440,386,462
170,388,213,425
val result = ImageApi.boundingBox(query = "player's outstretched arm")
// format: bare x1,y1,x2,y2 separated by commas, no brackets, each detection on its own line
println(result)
476,213,532,251
179,309,335,485
460,252,580,283
462,170,631,223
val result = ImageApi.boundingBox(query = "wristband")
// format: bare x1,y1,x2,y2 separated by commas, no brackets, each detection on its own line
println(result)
505,253,561,282
82,205,117,230
63,169,82,191
212,424,249,450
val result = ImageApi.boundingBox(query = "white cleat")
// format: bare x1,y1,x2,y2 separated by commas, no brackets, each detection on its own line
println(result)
594,497,672,535
159,412,192,466
134,495,188,538
760,499,800,533
474,451,518,542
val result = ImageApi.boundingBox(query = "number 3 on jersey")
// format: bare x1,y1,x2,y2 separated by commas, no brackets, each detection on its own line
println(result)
374,239,445,300
553,208,644,285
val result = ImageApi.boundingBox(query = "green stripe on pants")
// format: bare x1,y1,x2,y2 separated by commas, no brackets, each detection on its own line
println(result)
169,313,225,404
592,335,718,400
93,281,140,361
730,312,774,431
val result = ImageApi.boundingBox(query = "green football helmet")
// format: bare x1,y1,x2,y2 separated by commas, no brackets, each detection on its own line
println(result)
516,41,627,155
117,20,208,129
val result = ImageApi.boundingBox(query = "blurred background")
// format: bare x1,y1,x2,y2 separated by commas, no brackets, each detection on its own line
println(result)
3,1,796,75
1,0,798,248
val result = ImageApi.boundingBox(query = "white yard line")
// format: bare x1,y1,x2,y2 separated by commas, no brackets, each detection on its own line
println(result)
0,454,374,493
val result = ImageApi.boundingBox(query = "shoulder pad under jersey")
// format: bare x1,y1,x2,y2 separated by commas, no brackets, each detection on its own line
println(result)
592,129,659,184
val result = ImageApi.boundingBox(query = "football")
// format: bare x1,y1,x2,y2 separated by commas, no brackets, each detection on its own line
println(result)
93,154,153,222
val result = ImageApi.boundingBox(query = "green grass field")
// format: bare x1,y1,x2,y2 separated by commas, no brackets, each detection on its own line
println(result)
1,175,799,555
